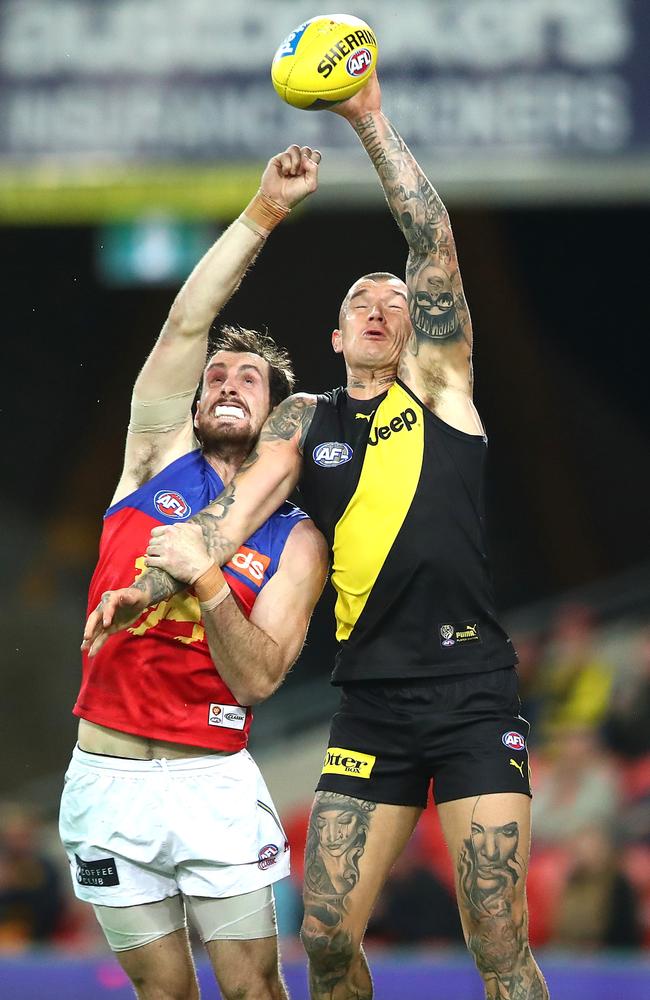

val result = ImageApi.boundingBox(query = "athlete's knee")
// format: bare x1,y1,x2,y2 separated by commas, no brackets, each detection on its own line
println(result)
219,967,286,1000
128,969,199,1000
300,911,359,983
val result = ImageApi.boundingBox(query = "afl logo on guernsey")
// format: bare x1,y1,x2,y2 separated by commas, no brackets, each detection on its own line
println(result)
502,731,526,752
153,490,191,519
313,442,353,468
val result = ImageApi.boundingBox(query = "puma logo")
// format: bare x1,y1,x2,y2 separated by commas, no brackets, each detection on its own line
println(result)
510,758,525,778
355,411,375,422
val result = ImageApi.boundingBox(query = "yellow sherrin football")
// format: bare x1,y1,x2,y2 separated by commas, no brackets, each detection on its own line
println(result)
271,14,378,110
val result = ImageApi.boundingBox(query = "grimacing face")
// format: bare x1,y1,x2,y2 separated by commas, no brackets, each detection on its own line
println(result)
334,278,411,370
194,350,272,450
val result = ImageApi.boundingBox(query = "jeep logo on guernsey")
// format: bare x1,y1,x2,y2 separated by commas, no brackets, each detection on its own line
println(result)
321,747,376,778
227,546,271,585
502,731,526,752
347,47,372,77
153,489,191,519
313,442,353,468
367,408,418,446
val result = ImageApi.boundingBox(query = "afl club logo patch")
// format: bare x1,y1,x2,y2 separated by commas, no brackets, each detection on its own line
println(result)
258,844,279,870
502,731,526,752
153,490,191,519
347,47,372,76
440,624,455,646
313,442,353,468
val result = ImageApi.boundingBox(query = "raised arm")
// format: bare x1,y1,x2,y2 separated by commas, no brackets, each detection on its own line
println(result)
113,145,321,505
332,75,481,431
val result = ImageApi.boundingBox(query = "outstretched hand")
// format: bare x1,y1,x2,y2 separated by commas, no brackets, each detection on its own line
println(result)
260,144,321,209
81,587,149,658
328,70,382,122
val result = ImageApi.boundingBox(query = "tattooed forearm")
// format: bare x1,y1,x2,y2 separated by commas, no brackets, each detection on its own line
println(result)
354,111,472,350
457,799,549,1000
259,393,316,452
133,567,181,604
192,510,237,566
355,112,448,256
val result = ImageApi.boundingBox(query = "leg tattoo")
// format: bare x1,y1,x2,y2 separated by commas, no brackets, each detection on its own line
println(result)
457,799,549,1000
302,793,375,999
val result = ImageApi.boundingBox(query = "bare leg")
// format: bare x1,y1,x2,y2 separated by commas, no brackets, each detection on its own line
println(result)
300,792,421,999
438,792,549,1000
205,936,288,1000
116,928,200,1000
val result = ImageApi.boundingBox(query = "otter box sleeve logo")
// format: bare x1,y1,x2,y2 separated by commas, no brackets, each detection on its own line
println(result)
321,747,376,778
439,621,482,648
75,854,120,887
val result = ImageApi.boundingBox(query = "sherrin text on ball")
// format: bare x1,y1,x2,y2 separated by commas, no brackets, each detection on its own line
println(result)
271,14,378,110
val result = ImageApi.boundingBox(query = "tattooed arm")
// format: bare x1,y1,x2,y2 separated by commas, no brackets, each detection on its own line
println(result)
331,73,483,433
82,393,318,655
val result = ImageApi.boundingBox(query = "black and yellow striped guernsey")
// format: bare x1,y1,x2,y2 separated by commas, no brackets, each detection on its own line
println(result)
299,379,516,683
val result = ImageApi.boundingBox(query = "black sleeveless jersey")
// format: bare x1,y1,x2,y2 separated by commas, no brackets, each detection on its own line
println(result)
299,379,516,684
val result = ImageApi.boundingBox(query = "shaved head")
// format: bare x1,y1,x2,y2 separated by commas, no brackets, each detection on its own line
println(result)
339,272,406,326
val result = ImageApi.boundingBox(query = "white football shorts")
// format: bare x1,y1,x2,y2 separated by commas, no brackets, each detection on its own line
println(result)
59,745,290,907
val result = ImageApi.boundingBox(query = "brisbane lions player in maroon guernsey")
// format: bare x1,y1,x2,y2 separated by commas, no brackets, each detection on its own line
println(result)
60,146,327,1000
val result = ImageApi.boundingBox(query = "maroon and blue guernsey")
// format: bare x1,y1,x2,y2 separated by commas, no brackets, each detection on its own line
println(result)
74,450,308,750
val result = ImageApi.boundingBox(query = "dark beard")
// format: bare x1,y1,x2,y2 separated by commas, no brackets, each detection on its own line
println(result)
195,415,256,459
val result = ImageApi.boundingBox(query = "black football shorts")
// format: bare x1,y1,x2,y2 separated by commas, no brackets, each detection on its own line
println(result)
316,667,531,807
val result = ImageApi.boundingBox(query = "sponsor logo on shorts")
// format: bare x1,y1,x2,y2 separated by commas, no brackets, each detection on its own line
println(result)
502,731,526,751
208,703,246,730
75,854,120,887
346,47,372,77
439,622,481,647
153,489,191,519
258,843,279,870
226,546,271,586
509,758,525,778
313,442,353,468
321,747,376,778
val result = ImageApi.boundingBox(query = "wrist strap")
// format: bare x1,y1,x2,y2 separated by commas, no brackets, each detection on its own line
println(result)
200,584,231,613
238,191,290,237
193,563,228,603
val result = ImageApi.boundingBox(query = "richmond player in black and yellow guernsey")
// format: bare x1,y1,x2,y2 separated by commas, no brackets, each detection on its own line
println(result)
88,73,548,1000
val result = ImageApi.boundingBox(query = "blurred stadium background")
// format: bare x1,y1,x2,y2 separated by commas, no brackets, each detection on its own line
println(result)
1,1,649,997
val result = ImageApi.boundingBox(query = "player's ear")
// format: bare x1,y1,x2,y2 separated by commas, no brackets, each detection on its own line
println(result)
331,328,343,354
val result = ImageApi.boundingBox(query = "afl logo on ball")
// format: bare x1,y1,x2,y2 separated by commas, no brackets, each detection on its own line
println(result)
154,490,191,519
347,47,372,76
258,844,279,871
502,731,526,752
313,442,353,468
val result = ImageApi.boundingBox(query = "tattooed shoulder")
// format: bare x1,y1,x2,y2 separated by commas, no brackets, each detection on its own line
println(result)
259,393,317,452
